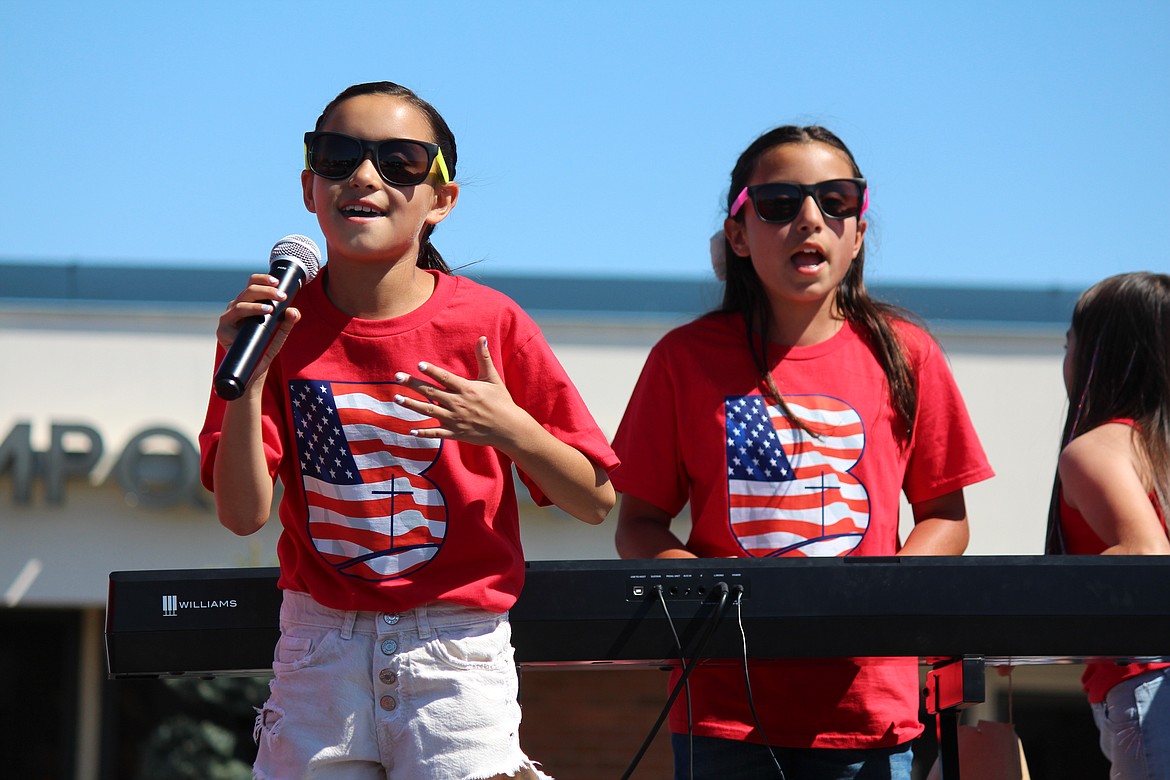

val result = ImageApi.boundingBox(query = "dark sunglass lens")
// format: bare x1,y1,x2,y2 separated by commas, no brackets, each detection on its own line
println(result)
753,184,802,223
815,181,862,218
312,134,363,179
377,140,431,185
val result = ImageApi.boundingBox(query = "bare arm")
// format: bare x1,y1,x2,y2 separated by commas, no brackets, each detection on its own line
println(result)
209,274,300,536
899,489,970,556
396,337,614,525
1060,424,1169,555
502,421,614,525
212,380,275,535
615,493,695,559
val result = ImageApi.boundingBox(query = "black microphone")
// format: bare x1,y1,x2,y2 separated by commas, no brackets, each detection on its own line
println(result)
213,235,322,401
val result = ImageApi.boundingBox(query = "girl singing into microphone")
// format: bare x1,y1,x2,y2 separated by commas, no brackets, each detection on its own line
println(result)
200,81,617,779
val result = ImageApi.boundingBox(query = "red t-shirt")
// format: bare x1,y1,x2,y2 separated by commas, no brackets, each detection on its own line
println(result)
1058,420,1170,703
200,269,618,614
611,313,993,748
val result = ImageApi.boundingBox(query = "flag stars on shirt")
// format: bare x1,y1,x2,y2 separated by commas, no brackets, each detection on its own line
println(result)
291,380,363,486
726,396,795,482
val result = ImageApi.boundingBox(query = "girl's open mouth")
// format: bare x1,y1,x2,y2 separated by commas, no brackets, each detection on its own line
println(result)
792,249,825,271
340,204,386,218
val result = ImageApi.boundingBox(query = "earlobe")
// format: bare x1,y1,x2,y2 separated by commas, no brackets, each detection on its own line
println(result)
425,181,460,226
852,218,867,259
301,170,317,214
724,217,750,258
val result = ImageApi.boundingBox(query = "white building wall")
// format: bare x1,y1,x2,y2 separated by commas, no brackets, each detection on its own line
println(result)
940,330,1068,555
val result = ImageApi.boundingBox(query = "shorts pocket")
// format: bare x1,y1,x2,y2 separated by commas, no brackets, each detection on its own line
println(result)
431,619,513,670
271,624,337,673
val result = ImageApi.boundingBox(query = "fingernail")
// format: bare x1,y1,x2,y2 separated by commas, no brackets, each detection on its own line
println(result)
409,429,419,436
394,394,405,403
394,372,408,382
418,362,429,371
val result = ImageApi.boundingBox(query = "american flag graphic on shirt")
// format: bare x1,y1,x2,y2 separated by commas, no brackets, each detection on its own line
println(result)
290,380,448,581
725,394,869,557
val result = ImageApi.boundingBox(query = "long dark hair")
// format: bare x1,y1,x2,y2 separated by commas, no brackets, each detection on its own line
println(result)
720,125,917,442
1045,271,1170,553
313,81,457,273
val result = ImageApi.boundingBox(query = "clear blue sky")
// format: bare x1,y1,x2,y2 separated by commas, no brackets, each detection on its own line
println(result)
2,1,1167,289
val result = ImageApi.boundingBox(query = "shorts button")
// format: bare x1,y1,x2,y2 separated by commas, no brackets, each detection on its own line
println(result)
379,668,398,685
379,695,397,711
381,612,400,625
380,638,398,655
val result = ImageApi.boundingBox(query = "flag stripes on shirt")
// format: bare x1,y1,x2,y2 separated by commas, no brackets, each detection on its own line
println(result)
725,395,870,557
290,380,448,580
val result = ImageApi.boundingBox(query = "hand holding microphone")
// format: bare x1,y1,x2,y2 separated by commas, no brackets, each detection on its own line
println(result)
214,235,322,400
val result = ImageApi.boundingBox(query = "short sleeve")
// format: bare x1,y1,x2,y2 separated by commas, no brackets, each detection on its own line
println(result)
900,328,995,504
502,330,619,506
198,344,285,492
610,344,690,517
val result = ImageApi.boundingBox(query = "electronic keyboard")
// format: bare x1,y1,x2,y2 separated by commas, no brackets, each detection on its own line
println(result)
105,556,1170,678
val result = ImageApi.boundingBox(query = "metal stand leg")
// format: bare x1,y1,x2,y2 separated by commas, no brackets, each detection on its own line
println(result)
924,656,986,780
936,708,961,780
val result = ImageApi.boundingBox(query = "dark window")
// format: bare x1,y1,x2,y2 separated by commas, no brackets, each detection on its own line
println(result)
0,608,80,780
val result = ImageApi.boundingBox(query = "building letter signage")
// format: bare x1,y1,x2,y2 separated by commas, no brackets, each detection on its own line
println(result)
0,421,207,509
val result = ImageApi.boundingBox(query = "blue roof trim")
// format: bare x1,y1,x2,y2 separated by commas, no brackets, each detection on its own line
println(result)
0,261,1079,325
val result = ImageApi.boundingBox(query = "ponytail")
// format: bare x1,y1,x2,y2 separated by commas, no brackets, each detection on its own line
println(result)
418,233,451,273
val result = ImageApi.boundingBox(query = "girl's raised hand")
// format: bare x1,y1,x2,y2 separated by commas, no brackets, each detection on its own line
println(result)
215,273,301,378
394,337,531,449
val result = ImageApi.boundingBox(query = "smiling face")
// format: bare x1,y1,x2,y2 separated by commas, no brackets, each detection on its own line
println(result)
301,93,457,268
724,141,866,325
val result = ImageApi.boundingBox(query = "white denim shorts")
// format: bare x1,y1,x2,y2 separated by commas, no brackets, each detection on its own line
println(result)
252,590,551,780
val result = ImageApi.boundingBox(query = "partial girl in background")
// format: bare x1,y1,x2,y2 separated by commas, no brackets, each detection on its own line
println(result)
610,124,994,779
1046,271,1170,780
200,81,617,779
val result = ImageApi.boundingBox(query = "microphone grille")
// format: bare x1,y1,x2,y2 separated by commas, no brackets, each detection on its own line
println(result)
271,234,322,281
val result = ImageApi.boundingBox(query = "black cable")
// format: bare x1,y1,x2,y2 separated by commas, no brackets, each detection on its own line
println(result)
733,586,785,779
621,584,689,780
654,586,694,779
620,582,732,780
